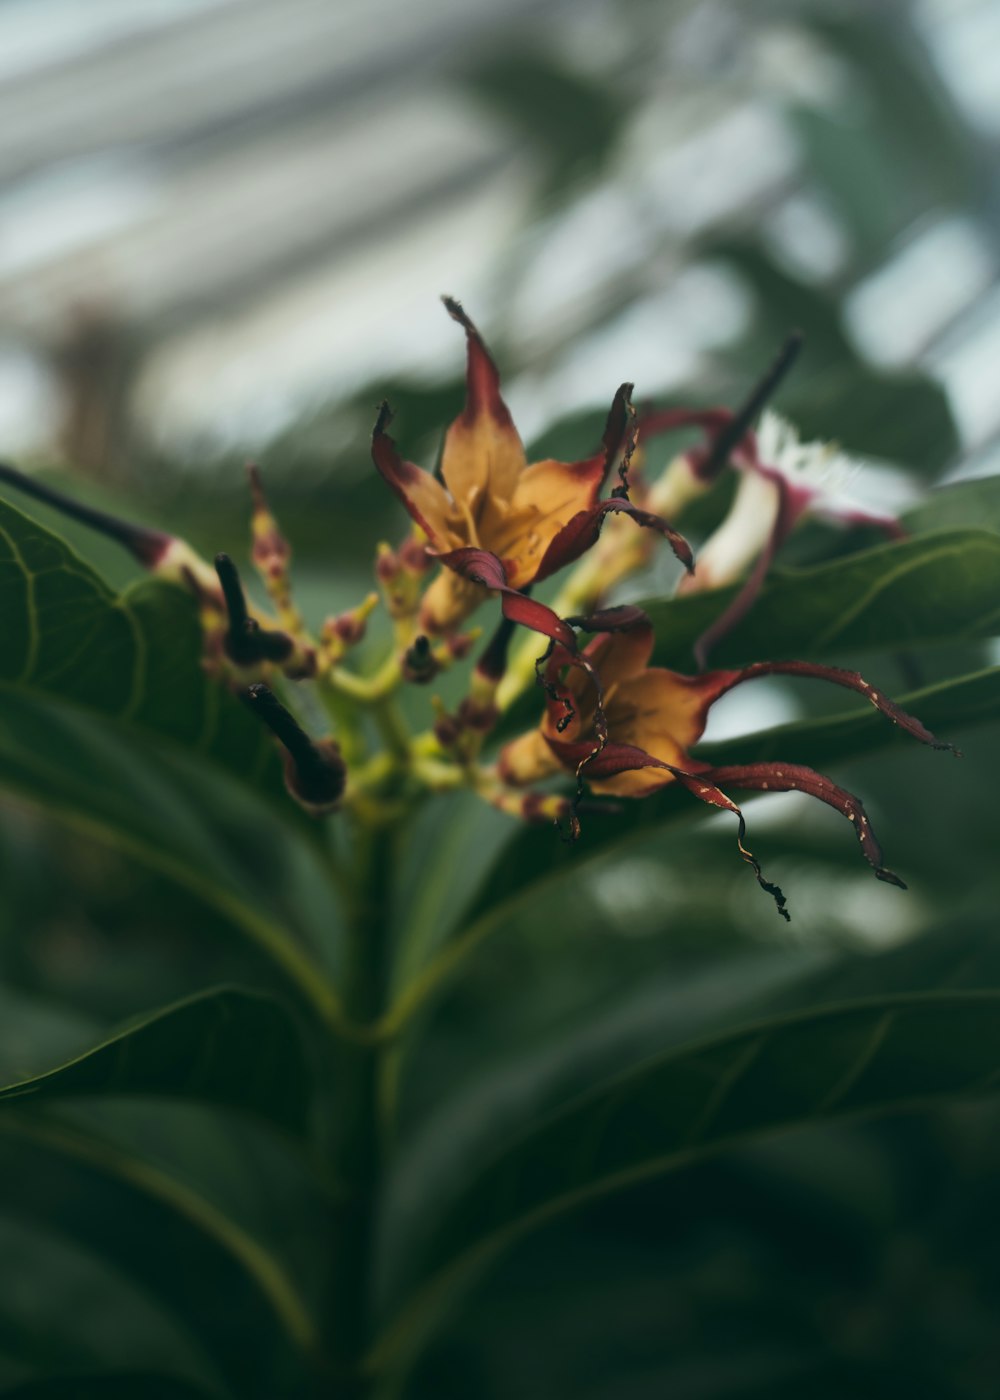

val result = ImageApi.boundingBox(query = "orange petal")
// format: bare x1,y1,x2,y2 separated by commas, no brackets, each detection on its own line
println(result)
580,617,656,690
498,728,563,786
440,298,526,513
543,665,734,796
492,382,632,586
589,760,677,799
418,568,487,635
484,456,605,588
604,669,728,760
371,402,461,547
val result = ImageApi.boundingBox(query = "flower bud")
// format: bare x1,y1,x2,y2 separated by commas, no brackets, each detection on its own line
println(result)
243,684,346,814
215,553,295,668
402,634,441,685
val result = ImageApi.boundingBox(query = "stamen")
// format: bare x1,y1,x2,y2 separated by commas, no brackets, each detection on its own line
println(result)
243,684,345,809
0,460,171,567
696,330,803,483
214,553,293,666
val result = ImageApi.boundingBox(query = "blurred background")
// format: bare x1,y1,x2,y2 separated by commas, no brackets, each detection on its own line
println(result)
3,0,999,483
3,1,1000,1397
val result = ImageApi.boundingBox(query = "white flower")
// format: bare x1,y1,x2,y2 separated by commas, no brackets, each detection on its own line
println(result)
677,411,906,666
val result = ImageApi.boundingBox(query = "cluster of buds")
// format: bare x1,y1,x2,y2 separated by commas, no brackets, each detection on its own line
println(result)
0,297,959,918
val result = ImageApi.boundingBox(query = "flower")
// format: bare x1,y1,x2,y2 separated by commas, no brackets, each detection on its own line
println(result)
500,609,956,917
371,298,692,634
643,404,906,668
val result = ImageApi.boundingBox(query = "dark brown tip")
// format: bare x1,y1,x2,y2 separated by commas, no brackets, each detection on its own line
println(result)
696,329,804,482
402,633,440,685
215,553,292,665
243,684,345,808
0,460,172,568
373,400,394,439
441,295,473,332
246,462,267,511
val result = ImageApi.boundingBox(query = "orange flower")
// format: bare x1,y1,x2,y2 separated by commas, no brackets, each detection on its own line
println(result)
501,610,956,917
372,298,691,634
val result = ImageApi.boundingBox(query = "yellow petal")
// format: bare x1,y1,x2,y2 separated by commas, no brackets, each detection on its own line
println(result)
589,764,676,798
485,456,606,587
606,670,723,757
583,620,656,691
440,299,526,513
498,729,562,786
418,568,487,635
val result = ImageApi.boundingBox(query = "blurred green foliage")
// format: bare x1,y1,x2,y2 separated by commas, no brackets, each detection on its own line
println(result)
2,4,1000,1399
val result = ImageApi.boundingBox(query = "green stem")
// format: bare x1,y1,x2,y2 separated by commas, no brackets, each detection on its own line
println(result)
315,674,367,767
372,698,412,766
329,815,398,1397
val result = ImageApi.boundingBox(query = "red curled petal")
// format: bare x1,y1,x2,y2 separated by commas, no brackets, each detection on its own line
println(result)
570,603,653,634
665,765,790,919
709,660,960,753
541,731,791,918
535,496,694,582
701,761,907,888
437,546,578,650
545,736,670,780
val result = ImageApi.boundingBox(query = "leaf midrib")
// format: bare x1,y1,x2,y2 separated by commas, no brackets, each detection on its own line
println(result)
372,988,1000,1373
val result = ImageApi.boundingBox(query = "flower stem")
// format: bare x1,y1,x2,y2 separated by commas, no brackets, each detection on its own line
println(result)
328,814,398,1397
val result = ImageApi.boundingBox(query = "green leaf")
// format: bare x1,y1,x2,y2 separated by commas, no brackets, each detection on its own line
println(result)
0,1111,322,1397
375,991,1000,1371
0,685,347,1034
393,665,997,1034
0,1210,221,1394
784,362,960,477
904,476,1000,536
805,12,975,215
0,987,310,1135
641,529,1000,670
2,1374,216,1399
0,495,280,794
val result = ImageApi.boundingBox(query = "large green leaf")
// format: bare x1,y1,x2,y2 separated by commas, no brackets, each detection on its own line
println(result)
0,987,310,1135
3,1379,216,1399
0,1211,220,1394
0,1112,322,1398
388,666,999,1033
642,528,1000,670
0,684,347,1034
374,990,1000,1372
904,476,1000,536
0,495,280,793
